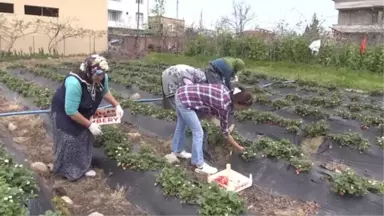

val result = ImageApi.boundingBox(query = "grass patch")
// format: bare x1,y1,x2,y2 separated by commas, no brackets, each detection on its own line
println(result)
143,53,383,91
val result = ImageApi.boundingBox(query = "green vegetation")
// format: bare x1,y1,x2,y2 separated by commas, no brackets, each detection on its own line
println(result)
144,53,383,91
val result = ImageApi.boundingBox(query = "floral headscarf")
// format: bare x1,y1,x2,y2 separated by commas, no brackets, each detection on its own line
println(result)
79,54,109,76
78,54,109,100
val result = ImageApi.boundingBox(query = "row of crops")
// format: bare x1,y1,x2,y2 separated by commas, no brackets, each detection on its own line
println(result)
1,60,384,215
0,147,59,216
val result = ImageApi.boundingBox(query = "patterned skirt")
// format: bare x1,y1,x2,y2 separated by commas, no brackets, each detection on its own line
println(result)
51,112,93,181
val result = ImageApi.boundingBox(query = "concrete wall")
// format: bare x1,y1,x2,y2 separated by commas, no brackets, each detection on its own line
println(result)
148,16,185,36
338,9,375,25
108,0,148,29
0,0,108,55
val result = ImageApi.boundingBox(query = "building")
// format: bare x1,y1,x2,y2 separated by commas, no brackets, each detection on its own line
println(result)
0,0,108,55
241,28,275,38
108,0,148,30
148,15,185,36
332,0,384,44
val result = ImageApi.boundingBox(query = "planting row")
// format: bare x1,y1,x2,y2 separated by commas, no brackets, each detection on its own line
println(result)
254,94,383,128
1,69,383,200
0,70,248,215
1,68,382,167
98,125,247,215
0,147,60,216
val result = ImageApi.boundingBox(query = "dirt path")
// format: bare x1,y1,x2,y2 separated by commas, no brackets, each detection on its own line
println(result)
0,95,147,216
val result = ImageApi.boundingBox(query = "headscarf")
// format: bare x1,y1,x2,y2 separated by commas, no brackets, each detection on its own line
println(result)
78,54,109,100
233,58,245,73
79,54,109,76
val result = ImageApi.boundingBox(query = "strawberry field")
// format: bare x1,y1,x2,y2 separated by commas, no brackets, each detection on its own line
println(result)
0,57,383,216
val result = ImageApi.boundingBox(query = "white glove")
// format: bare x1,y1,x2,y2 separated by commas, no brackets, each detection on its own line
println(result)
89,123,102,136
115,104,124,117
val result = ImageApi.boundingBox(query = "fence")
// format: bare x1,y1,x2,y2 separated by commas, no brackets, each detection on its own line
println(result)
108,34,185,57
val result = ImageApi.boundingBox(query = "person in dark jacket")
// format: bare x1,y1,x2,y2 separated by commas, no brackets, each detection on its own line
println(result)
50,54,123,181
205,57,245,91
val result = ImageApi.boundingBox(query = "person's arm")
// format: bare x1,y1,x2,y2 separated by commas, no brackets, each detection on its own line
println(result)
102,74,119,106
219,110,244,151
64,77,92,128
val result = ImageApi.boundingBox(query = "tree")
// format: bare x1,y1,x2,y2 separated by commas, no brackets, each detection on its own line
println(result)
0,15,38,52
303,13,324,40
218,0,254,35
38,17,90,54
274,19,301,36
150,0,166,35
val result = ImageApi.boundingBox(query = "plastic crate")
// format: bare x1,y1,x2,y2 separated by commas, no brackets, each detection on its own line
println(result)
207,164,252,193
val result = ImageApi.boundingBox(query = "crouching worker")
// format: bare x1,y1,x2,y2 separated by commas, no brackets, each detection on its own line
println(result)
206,57,245,91
50,54,124,181
161,64,206,109
170,83,253,174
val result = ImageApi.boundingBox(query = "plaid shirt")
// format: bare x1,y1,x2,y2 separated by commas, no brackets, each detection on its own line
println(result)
176,84,232,137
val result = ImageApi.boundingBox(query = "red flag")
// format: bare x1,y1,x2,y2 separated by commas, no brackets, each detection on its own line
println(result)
360,35,367,55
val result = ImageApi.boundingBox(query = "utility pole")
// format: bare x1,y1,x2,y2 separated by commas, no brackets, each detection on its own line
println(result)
176,0,179,19
137,0,140,30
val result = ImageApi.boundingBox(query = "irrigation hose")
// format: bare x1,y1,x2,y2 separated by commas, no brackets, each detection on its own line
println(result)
0,80,297,118
0,97,164,117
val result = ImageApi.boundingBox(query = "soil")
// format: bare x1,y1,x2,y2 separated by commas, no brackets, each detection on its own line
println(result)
0,95,148,216
0,57,324,216
242,185,319,216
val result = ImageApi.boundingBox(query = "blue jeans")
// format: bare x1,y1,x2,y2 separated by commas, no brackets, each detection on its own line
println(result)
172,95,204,166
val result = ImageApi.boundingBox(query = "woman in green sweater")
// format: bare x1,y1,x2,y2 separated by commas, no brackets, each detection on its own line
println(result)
205,57,245,91
50,54,123,181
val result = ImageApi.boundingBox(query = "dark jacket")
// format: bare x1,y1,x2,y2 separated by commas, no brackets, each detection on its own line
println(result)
51,72,105,136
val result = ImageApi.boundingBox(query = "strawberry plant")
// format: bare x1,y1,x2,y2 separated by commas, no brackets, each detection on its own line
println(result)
116,146,166,171
348,95,361,102
289,156,313,174
295,105,330,119
271,98,292,109
0,147,39,216
155,166,246,215
285,94,301,102
302,120,329,137
235,109,302,134
155,166,201,204
376,137,384,149
198,183,246,216
241,137,312,172
327,132,370,151
332,168,369,196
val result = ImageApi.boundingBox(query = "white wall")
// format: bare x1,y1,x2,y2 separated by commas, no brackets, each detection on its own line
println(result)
108,0,148,29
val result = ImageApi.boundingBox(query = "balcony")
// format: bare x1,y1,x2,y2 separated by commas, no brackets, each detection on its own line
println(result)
334,0,384,10
332,24,384,33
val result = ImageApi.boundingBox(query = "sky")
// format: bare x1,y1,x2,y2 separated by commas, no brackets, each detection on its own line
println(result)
149,0,338,32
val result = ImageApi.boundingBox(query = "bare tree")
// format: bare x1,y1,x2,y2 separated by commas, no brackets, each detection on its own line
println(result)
39,17,89,54
0,15,38,52
150,0,166,35
219,0,255,35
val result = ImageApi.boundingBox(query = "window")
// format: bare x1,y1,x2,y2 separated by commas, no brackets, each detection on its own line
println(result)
168,24,174,32
136,12,144,24
378,10,383,24
136,0,143,4
0,3,14,13
24,5,59,17
108,10,122,21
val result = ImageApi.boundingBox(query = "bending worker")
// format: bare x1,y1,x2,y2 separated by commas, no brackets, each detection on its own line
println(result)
161,64,206,109
50,54,124,181
205,57,245,91
170,83,253,174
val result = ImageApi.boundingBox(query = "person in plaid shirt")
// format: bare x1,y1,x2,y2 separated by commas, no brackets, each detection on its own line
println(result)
171,83,253,174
